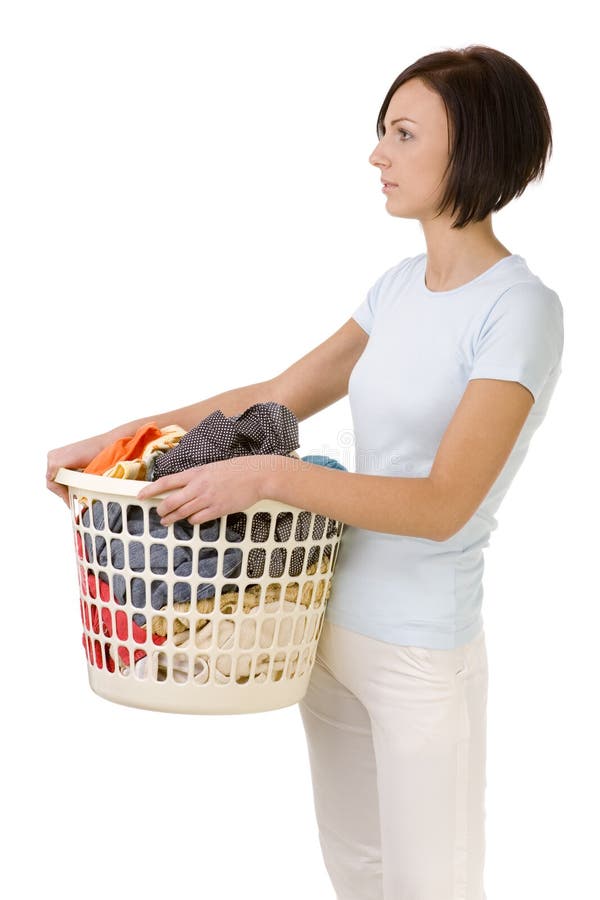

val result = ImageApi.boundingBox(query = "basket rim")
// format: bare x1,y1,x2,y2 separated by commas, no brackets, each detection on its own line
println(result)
54,467,335,519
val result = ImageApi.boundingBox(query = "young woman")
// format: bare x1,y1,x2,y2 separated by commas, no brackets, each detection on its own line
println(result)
47,44,563,900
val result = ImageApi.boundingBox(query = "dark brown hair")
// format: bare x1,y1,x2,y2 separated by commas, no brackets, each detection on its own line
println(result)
377,45,553,229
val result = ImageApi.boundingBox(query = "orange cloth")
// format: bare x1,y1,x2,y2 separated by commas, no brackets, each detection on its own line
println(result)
83,422,163,475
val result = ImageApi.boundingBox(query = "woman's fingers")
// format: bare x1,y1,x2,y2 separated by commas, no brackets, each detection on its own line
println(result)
46,476,70,506
159,496,210,525
137,471,193,500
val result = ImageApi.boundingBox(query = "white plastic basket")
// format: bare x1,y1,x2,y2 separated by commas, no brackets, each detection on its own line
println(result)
56,467,345,715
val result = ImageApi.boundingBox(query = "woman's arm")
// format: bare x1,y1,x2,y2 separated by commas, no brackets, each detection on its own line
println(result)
46,379,275,503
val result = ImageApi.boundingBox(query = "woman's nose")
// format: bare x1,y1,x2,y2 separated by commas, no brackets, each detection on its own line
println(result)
369,143,386,168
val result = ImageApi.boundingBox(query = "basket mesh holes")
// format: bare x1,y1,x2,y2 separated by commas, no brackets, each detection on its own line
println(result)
92,500,105,530
113,574,126,605
268,548,286,579
270,582,284,604
284,581,300,606
150,580,168,611
89,603,100,635
110,538,124,569
173,617,189,647
272,652,286,682
247,547,265,577
312,579,327,609
194,655,210,684
119,646,131,672
72,494,83,520
326,518,341,538
321,544,333,573
107,502,123,533
274,511,293,542
223,547,242,578
173,520,194,541
220,586,239,614
286,649,300,678
196,586,215,612
255,652,269,680
199,520,220,541
294,512,312,542
95,535,107,565
235,654,252,683
128,541,145,572
115,610,128,640
243,583,261,613
173,652,189,683
301,581,314,606
259,618,276,649
101,606,112,637
217,654,232,682
277,616,293,647
226,512,247,541
311,515,326,540
293,616,307,643
305,545,321,574
83,533,93,563
173,545,192,576
150,544,168,574
198,547,217,578
218,619,235,650
131,577,146,608
239,618,256,647
152,615,167,643
174,582,191,609
104,643,115,672
289,546,305,577
134,614,146,643
93,639,103,668
154,651,169,681
251,512,271,542
133,654,147,680
126,505,144,535
148,508,167,538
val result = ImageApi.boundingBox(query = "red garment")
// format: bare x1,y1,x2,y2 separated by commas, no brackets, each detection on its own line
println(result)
75,515,166,674
83,422,163,476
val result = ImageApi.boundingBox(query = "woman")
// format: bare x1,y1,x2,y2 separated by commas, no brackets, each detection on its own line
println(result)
48,45,564,900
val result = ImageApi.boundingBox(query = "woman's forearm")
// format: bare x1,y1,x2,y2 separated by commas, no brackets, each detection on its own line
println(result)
104,379,278,440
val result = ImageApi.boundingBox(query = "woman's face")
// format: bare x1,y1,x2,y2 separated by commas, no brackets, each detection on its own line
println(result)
369,77,452,221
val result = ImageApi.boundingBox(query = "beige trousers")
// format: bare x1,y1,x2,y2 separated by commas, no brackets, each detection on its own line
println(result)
298,620,488,900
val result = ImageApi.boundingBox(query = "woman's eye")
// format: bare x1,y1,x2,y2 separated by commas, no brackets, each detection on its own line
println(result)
397,129,411,141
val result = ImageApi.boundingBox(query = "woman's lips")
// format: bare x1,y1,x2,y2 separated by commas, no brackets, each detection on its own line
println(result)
382,183,398,193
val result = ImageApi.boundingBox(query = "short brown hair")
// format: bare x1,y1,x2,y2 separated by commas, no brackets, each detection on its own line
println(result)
377,45,553,229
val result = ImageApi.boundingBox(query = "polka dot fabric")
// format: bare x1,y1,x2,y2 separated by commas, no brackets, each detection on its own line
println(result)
151,402,299,481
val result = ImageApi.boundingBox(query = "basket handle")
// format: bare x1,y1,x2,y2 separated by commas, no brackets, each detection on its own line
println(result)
54,467,171,500
53,466,314,519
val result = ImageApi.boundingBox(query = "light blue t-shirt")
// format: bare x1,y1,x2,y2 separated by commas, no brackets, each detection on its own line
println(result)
324,252,564,649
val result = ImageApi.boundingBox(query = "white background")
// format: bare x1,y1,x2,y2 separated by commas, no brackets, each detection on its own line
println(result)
1,2,597,898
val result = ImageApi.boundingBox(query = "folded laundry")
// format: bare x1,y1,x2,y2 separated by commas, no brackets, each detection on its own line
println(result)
151,402,299,480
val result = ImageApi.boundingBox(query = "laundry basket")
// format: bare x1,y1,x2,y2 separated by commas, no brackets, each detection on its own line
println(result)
55,467,345,715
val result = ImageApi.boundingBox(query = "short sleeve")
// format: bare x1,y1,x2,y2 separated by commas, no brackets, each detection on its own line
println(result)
468,282,564,404
351,258,413,335
351,277,383,335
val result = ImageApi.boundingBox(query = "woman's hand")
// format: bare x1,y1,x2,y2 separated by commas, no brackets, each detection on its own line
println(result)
46,434,110,505
137,455,277,525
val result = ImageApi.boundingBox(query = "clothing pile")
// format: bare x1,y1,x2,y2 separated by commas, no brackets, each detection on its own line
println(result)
74,402,346,685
